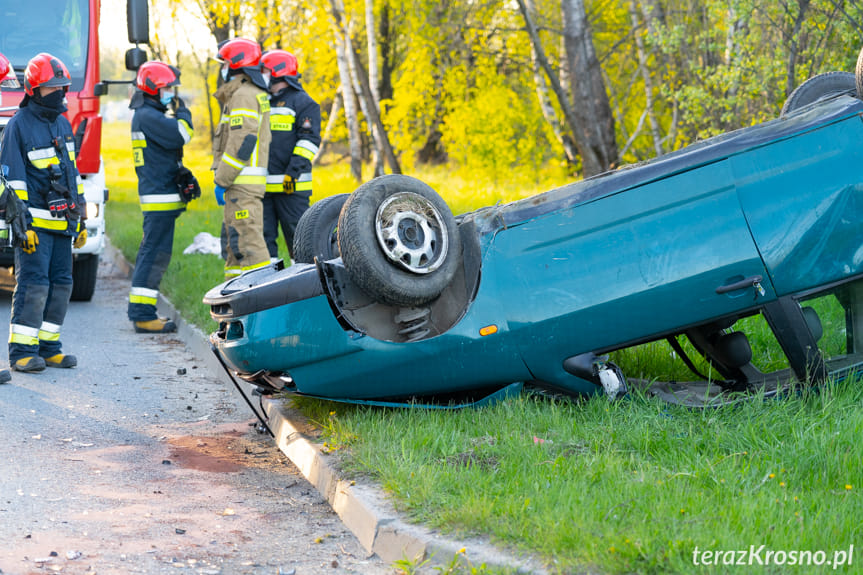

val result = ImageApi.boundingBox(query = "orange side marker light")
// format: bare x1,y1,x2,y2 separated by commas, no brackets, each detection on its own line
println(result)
479,325,498,337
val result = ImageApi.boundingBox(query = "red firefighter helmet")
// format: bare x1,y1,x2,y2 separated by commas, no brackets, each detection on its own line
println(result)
217,38,262,69
0,52,18,88
136,61,181,96
261,50,298,79
23,53,71,96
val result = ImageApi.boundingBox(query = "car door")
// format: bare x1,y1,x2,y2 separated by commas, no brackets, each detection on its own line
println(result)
733,113,863,297
486,159,775,384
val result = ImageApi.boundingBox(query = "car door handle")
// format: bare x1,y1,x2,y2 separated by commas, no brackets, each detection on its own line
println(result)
716,275,763,294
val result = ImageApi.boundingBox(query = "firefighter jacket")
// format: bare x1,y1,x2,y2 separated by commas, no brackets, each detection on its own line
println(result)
266,85,321,197
131,95,194,213
0,101,84,236
212,74,271,197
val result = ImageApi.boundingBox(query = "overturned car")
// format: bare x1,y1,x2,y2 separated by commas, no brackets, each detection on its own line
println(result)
205,70,863,409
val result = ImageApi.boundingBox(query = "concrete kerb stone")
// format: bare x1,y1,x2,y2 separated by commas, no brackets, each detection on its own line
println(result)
107,239,547,574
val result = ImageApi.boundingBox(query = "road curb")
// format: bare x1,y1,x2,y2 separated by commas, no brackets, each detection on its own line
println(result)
107,240,546,573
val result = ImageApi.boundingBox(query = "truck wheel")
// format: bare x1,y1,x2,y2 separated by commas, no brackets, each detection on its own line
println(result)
70,254,98,301
293,194,349,264
781,71,856,116
338,175,461,306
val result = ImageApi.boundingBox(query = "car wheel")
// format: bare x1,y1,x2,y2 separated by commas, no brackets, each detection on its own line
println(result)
70,254,98,301
338,175,462,306
292,194,349,264
781,71,856,116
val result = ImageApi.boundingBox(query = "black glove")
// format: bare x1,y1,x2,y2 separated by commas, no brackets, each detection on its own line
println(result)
46,188,68,218
0,184,30,247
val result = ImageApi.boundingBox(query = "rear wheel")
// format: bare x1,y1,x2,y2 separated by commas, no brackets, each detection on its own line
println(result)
70,254,98,301
293,194,349,264
781,71,856,116
338,175,461,306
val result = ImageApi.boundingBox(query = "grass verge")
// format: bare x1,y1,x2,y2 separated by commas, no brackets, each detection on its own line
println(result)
102,122,861,574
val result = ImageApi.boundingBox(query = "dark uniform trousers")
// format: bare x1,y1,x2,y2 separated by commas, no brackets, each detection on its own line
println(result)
10,232,73,362
127,212,179,321
262,192,308,259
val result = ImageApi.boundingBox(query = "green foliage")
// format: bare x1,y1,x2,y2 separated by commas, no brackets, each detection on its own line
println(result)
439,68,548,179
162,0,863,180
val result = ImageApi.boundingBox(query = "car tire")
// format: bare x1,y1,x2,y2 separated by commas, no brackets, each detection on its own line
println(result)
70,254,98,301
781,71,856,116
293,194,349,264
338,175,462,306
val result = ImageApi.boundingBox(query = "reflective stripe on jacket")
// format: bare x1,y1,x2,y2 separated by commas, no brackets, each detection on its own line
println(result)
0,103,83,235
266,86,320,197
131,96,194,213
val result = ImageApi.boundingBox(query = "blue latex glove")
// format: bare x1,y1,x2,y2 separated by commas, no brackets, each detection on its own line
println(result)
214,184,226,206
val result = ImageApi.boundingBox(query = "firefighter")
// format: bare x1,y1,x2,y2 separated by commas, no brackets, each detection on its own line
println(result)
0,52,17,383
0,53,86,372
212,37,271,279
127,61,194,333
261,50,321,262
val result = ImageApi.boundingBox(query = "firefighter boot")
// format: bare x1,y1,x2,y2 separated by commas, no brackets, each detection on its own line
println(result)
134,318,177,334
44,354,78,368
0,369,10,384
12,356,46,372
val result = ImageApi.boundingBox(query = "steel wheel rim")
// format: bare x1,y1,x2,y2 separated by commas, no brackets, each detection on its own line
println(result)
375,192,448,274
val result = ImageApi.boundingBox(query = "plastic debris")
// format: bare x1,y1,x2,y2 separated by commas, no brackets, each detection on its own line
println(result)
183,232,221,255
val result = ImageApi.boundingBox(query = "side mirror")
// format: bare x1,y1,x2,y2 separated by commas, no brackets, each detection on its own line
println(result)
125,47,148,72
93,82,108,96
127,0,150,45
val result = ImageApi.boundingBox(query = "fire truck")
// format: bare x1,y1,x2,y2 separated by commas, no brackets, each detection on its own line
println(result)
0,0,149,300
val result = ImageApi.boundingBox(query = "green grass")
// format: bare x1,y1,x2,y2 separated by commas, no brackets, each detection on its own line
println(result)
300,382,862,574
102,122,861,574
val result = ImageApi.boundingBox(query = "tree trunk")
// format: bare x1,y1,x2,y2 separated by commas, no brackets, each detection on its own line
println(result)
364,0,385,177
378,2,394,101
328,0,401,177
524,0,578,164
334,29,362,181
346,31,374,165
516,0,587,172
313,91,342,167
638,0,679,150
785,0,811,97
561,0,618,175
347,42,401,174
628,0,663,157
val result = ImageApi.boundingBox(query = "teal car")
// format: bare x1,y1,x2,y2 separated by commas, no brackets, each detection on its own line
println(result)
205,72,863,408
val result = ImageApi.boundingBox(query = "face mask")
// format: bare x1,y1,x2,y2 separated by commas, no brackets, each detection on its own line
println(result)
160,94,174,107
37,90,65,109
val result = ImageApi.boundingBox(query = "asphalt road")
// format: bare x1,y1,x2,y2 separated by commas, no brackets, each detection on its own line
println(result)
0,257,391,575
